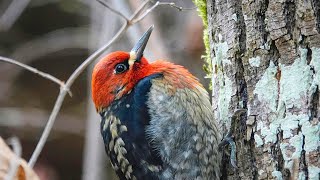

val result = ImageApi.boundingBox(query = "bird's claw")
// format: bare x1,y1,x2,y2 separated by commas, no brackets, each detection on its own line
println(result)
219,135,238,169
219,109,247,169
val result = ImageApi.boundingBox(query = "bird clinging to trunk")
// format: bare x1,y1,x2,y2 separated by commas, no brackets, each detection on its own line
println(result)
91,25,222,180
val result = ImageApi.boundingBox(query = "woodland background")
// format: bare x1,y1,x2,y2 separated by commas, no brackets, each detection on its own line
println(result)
1,0,319,180
0,0,205,179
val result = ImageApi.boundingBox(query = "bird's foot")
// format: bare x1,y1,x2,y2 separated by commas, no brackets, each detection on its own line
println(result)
218,109,247,169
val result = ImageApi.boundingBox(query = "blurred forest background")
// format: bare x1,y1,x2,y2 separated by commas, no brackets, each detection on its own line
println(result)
0,0,207,179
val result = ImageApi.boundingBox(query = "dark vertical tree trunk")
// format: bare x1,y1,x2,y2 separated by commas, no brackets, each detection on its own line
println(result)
205,0,320,179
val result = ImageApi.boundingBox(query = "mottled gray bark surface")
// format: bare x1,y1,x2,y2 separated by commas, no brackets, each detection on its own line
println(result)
206,0,320,179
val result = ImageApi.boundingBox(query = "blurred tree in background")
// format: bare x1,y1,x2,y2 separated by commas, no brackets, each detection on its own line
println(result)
0,0,206,179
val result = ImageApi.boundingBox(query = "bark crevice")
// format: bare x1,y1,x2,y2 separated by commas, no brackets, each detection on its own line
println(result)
270,131,289,179
311,0,320,33
284,0,296,39
309,85,319,119
235,0,247,55
235,58,248,130
306,45,312,65
269,40,280,66
257,0,269,46
300,133,309,179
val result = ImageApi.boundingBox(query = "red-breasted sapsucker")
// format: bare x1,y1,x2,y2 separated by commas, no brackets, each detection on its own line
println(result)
91,26,221,180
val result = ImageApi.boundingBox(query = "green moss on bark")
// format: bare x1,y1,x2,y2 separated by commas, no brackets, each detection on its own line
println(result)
192,0,212,76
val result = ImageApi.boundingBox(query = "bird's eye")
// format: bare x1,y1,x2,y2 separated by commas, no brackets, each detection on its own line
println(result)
114,63,128,74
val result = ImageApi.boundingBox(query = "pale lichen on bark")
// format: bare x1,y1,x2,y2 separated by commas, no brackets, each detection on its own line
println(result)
212,38,233,127
248,56,261,67
255,47,320,179
201,0,320,179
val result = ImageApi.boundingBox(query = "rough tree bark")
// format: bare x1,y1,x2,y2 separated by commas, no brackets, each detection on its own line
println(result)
201,0,319,179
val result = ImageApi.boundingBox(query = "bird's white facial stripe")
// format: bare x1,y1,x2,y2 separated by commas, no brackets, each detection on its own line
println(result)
129,51,137,66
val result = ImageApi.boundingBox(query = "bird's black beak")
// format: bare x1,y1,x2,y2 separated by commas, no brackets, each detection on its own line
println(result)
129,25,154,64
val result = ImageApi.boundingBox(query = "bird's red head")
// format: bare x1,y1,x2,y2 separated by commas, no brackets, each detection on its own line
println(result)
92,26,155,112
92,51,153,112
91,25,201,112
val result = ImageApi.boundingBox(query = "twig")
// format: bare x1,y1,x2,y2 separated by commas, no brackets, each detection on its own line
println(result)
129,0,152,22
131,1,196,24
97,0,129,21
131,1,159,24
27,22,129,168
0,0,30,31
27,0,194,168
5,137,22,180
0,56,70,95
159,2,196,11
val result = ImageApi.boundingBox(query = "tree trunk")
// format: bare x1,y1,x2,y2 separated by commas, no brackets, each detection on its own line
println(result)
205,0,320,179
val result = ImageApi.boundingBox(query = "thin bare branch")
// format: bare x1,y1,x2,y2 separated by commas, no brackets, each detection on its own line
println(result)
5,137,22,180
129,0,152,22
0,0,31,31
67,24,128,88
97,0,129,21
158,2,197,11
131,1,159,24
28,0,193,168
131,1,196,24
28,22,128,168
0,56,68,92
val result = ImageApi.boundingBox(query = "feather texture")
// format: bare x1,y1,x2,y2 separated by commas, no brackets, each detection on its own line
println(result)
92,51,222,179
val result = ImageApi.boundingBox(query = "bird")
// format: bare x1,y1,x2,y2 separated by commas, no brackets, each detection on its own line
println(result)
91,25,222,180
